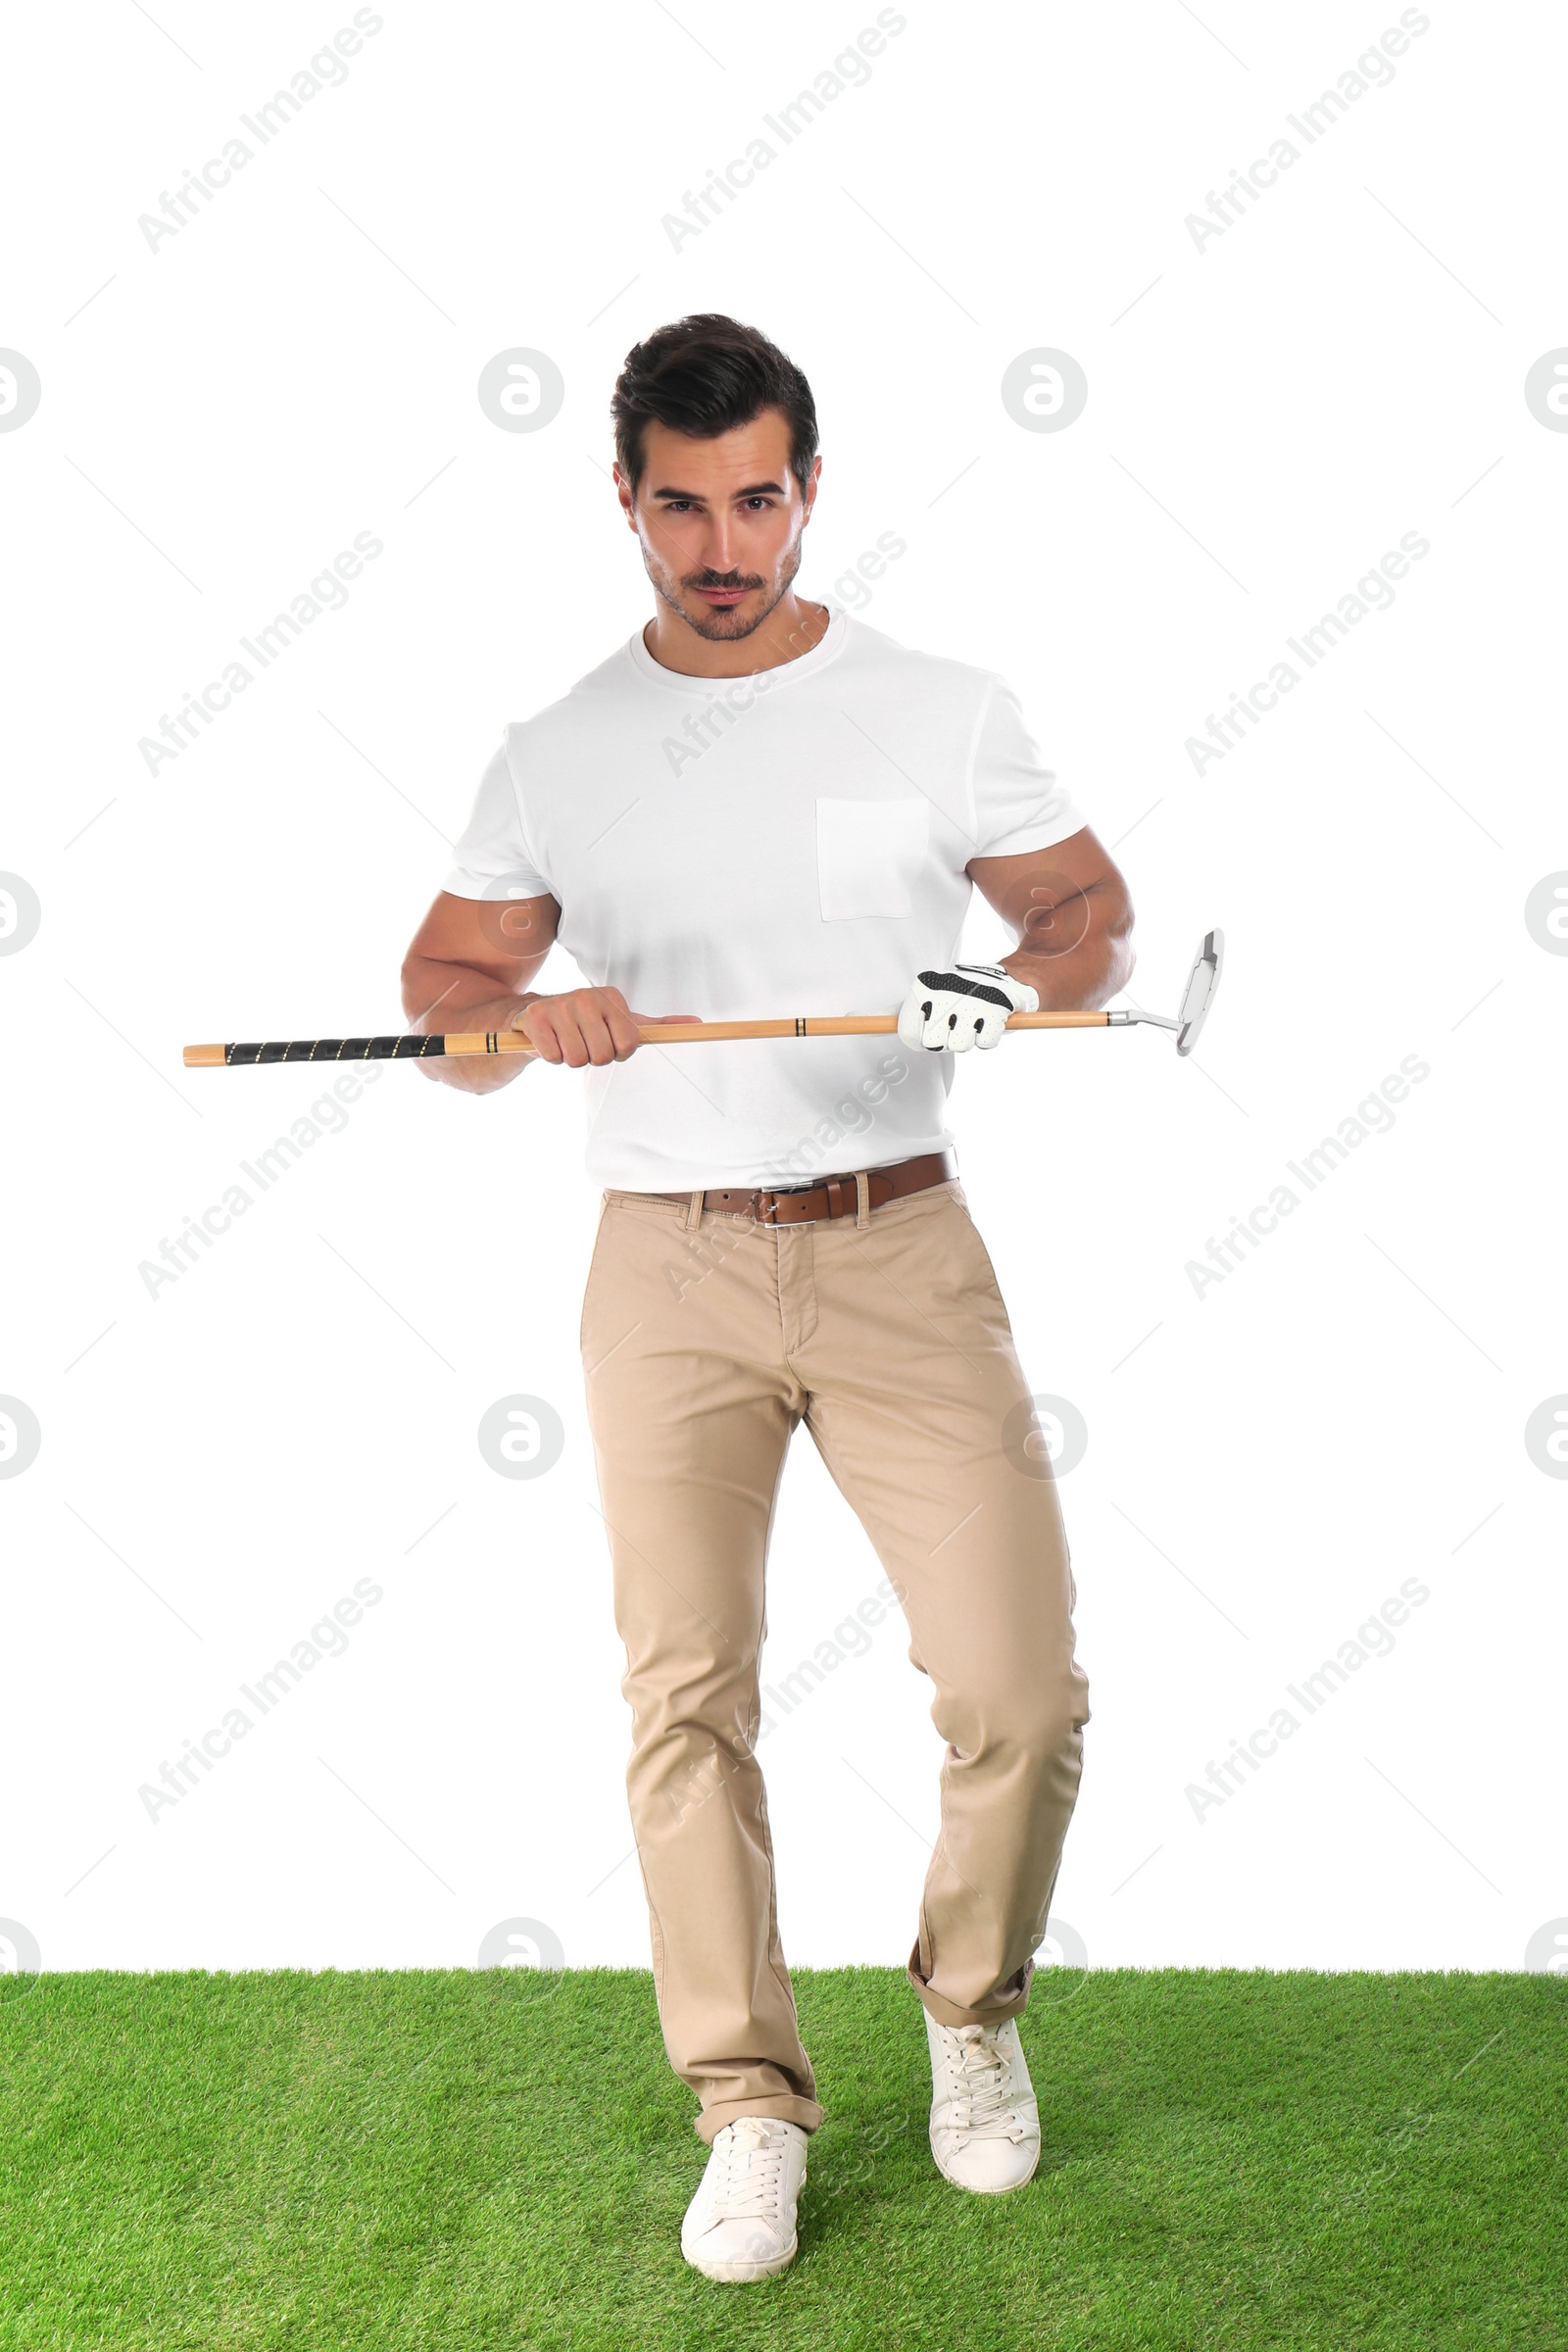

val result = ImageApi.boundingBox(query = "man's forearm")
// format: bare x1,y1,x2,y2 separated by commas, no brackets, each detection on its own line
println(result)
999,893,1135,1011
400,956,540,1093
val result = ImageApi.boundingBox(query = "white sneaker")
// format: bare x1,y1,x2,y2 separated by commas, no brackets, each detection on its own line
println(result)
680,2115,808,2282
924,2011,1042,2193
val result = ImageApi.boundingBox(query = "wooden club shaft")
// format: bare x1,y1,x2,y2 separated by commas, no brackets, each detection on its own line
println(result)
182,1009,1112,1068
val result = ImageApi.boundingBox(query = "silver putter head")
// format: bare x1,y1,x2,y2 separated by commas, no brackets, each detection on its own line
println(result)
1175,929,1224,1055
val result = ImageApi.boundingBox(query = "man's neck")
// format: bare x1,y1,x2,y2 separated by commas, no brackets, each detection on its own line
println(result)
641,595,832,680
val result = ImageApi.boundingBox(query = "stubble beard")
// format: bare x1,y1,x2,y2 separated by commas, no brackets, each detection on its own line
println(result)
649,530,806,643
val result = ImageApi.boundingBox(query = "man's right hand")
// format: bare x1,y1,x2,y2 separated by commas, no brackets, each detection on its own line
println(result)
402,889,695,1093
514,987,698,1067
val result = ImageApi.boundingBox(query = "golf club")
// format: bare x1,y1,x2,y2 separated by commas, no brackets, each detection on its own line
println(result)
182,929,1225,1068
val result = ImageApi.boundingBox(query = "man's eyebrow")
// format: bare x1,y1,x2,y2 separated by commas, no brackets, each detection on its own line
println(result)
648,479,787,501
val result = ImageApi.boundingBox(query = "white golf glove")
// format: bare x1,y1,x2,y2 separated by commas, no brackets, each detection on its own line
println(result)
897,961,1040,1053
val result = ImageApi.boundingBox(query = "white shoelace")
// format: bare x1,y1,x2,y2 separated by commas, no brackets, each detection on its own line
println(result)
942,2025,1025,2140
706,2119,791,2223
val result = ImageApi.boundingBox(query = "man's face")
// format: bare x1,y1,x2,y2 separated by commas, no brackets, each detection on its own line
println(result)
616,408,819,642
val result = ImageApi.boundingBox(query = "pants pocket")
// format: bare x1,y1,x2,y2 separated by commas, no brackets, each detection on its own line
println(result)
949,1197,1008,1303
578,1196,612,1354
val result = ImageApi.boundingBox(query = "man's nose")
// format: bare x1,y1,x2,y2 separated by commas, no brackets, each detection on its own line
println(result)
701,516,740,573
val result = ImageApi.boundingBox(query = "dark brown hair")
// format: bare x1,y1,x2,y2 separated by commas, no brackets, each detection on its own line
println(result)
612,314,818,498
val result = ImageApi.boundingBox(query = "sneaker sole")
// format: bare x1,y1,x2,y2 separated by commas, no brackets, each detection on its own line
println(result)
929,2136,1041,2195
683,2232,800,2283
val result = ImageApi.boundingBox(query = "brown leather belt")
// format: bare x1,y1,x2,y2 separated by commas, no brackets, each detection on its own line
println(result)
646,1149,956,1226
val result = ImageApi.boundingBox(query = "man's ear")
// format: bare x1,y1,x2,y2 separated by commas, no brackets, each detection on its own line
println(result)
612,463,639,530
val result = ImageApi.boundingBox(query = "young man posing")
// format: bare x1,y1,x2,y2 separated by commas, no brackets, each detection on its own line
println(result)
402,315,1133,2284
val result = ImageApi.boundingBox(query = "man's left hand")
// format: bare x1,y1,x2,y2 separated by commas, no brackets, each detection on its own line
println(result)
896,962,1040,1053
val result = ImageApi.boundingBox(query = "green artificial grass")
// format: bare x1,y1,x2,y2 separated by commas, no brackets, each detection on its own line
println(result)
0,1966,1559,2350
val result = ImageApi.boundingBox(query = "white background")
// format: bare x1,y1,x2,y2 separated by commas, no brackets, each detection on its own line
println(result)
3,0,1564,1984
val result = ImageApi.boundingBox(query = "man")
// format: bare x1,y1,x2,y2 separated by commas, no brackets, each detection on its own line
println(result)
402,314,1134,2284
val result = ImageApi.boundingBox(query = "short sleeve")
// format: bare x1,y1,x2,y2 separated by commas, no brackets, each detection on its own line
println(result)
441,734,554,901
966,677,1089,858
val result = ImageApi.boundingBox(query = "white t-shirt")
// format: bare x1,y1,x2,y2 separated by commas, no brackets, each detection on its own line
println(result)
442,609,1089,1191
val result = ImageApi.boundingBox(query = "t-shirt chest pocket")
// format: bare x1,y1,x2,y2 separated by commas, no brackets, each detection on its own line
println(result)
815,796,930,921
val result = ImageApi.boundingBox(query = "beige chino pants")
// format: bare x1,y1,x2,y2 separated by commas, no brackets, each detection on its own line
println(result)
579,1175,1090,2144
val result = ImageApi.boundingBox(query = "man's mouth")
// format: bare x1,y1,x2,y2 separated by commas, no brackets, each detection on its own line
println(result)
691,584,752,607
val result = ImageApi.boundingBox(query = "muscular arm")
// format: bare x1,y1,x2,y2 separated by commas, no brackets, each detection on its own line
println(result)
400,889,560,1092
401,890,694,1093
966,826,1136,1010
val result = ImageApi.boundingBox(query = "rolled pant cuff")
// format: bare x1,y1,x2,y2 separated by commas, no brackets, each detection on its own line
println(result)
696,2092,825,2145
906,1937,1034,2030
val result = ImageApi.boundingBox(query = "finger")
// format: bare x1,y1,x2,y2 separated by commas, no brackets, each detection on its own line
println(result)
542,1002,590,1068
626,1011,701,1058
578,1006,625,1066
898,988,936,1051
523,1009,564,1064
596,1004,642,1059
555,1012,595,1068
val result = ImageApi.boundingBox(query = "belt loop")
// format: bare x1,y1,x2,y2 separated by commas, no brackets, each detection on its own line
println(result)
683,1187,705,1232
855,1169,870,1231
